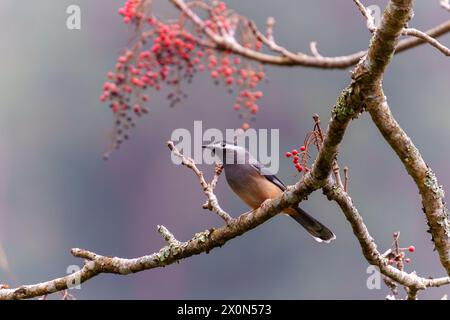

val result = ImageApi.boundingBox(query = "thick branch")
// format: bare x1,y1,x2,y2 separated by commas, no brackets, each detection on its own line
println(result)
367,96,450,275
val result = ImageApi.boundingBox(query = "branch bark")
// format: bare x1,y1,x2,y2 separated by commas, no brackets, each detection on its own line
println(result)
367,96,450,275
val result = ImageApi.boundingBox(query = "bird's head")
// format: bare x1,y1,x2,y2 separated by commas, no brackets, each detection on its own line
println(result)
202,141,251,165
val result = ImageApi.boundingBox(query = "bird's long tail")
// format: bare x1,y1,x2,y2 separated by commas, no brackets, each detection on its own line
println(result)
286,207,336,243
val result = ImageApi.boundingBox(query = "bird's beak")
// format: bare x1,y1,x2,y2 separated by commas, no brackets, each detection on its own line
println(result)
202,144,216,155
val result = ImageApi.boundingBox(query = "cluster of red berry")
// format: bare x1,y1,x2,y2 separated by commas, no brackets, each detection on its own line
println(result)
388,232,416,267
389,245,415,265
118,0,142,23
100,0,267,156
285,146,308,173
207,49,266,130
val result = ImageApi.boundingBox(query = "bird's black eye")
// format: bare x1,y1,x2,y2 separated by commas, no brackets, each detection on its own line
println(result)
221,143,226,148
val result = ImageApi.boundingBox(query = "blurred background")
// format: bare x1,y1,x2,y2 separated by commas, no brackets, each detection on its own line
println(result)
0,0,449,299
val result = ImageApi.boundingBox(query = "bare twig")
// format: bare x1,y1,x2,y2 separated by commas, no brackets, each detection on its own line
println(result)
352,0,377,32
396,20,450,54
309,41,322,58
266,16,275,41
402,27,450,56
157,225,181,246
168,141,233,224
210,164,224,190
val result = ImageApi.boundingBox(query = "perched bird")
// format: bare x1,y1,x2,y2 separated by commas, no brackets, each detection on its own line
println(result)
203,141,335,243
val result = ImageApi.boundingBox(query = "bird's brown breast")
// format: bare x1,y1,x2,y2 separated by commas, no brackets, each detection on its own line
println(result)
225,164,284,209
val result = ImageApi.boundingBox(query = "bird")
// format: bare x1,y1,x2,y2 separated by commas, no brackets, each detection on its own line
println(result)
202,141,335,243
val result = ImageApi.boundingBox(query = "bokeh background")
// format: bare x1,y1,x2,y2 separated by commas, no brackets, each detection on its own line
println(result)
0,0,449,299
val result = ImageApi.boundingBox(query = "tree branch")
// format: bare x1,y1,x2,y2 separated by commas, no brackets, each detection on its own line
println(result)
367,96,450,276
352,0,377,32
323,181,450,298
170,0,450,68
395,20,450,54
353,0,450,56
402,28,450,56
167,140,233,224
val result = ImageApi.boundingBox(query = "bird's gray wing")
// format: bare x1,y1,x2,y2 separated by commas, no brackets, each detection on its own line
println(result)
250,162,286,191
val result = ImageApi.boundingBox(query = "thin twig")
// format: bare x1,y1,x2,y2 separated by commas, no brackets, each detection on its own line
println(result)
167,141,233,224
402,27,450,56
352,0,377,32
309,41,322,58
157,225,181,246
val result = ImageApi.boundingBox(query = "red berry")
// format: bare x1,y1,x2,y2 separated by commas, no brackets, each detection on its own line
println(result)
211,70,219,78
292,149,298,156
254,91,263,99
408,246,415,253
131,78,141,86
295,163,303,172
111,103,119,113
293,156,299,164
133,104,141,114
300,145,306,152
285,152,292,158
